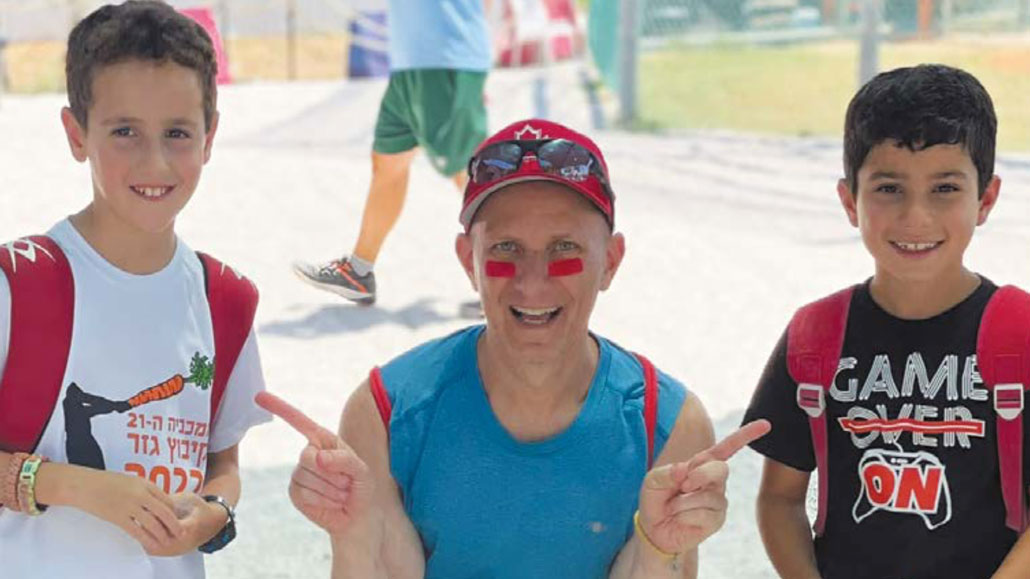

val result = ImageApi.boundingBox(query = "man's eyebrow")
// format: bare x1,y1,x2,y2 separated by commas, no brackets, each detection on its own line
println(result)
168,118,201,127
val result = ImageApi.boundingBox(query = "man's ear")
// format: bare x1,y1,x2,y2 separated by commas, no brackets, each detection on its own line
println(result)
61,107,88,163
837,178,859,228
600,232,626,291
977,175,1001,226
455,232,479,292
203,111,219,164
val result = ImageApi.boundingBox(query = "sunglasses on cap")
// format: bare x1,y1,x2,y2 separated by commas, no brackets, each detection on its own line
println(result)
467,139,614,200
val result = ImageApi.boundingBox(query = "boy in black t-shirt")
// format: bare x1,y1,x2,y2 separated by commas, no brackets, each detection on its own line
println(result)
743,64,1030,578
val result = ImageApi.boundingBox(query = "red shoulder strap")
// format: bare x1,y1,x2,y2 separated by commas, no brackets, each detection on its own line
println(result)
369,367,392,441
786,286,854,536
197,253,258,424
977,285,1030,533
634,353,659,470
0,237,75,453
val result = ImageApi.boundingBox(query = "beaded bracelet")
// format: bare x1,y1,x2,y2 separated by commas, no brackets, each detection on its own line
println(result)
2,452,29,512
17,455,49,516
633,510,679,563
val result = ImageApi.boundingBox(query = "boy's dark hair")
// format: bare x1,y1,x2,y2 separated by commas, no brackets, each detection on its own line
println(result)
843,64,997,197
66,1,217,131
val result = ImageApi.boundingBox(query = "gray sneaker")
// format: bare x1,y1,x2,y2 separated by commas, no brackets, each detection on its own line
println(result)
292,257,376,305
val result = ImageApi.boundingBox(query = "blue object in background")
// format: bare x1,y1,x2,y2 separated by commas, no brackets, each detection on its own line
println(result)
348,11,390,78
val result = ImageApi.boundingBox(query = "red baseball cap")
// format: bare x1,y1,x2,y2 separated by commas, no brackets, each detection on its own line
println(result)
459,119,615,231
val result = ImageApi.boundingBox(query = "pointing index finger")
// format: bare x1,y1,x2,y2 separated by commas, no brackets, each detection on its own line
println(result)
689,419,771,469
255,391,338,449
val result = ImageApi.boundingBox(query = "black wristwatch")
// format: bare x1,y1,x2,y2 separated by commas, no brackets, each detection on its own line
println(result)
198,495,237,554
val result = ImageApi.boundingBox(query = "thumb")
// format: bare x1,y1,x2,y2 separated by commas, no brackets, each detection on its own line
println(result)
644,461,691,491
315,447,368,478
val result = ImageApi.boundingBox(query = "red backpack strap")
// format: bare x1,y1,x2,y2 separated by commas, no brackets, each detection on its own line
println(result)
634,353,659,470
977,285,1030,533
369,367,392,441
197,253,258,424
786,286,855,536
0,236,75,454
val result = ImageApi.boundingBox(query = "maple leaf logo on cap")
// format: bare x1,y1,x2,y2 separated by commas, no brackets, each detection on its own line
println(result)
513,124,547,140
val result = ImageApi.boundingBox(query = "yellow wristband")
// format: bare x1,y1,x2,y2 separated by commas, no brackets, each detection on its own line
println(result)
18,455,48,516
633,510,678,562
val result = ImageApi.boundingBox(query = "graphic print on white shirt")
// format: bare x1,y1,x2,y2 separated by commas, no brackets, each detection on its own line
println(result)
64,352,215,495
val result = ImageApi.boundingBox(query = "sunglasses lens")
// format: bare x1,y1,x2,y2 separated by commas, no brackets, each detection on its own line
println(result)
473,143,524,184
537,140,595,183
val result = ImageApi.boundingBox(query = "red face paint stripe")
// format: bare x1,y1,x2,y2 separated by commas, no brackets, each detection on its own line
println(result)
548,258,583,277
485,260,516,278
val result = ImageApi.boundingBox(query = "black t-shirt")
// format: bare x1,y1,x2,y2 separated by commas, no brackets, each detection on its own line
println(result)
743,278,1029,579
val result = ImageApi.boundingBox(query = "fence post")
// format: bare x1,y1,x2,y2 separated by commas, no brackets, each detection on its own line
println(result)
219,0,231,63
618,0,639,125
858,0,881,88
939,0,953,32
0,8,6,103
286,0,297,80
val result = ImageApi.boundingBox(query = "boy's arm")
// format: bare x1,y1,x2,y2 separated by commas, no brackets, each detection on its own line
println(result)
992,528,1030,578
756,459,821,579
3,450,185,552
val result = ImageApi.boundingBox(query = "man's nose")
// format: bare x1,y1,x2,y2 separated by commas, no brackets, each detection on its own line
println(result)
513,252,550,284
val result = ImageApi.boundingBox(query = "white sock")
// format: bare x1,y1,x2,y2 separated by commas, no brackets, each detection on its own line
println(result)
348,255,374,276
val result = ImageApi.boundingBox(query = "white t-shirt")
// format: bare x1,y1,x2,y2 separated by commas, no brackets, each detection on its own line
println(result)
0,220,271,578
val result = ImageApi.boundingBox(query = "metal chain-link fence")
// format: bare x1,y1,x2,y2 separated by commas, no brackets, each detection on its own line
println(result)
0,0,360,42
0,0,371,91
592,0,1030,149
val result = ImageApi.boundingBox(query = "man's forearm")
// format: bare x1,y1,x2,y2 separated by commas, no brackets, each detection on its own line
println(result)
329,508,387,579
757,496,821,579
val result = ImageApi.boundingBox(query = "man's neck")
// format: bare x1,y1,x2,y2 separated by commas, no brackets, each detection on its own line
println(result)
869,266,981,320
476,330,599,442
70,205,177,275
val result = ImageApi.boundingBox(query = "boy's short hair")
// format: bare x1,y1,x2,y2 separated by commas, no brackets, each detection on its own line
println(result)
66,1,217,131
843,64,997,196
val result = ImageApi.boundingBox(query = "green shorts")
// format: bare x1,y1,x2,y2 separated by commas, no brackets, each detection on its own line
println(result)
373,69,488,177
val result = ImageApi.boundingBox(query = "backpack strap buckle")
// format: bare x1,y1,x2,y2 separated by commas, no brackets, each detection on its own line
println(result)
796,383,826,418
994,383,1025,421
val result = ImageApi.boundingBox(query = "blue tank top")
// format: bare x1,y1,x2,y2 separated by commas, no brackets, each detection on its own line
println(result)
380,326,688,578
387,0,492,72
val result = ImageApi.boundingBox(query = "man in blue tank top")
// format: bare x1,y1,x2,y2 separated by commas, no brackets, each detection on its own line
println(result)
292,0,492,306
261,120,770,578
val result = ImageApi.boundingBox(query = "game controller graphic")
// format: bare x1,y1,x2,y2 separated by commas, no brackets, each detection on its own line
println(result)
853,448,952,530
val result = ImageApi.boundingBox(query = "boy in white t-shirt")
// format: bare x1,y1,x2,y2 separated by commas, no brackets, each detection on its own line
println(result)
0,2,270,577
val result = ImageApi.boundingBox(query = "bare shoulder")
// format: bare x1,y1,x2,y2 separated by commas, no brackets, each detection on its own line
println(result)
338,380,389,474
654,392,716,467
